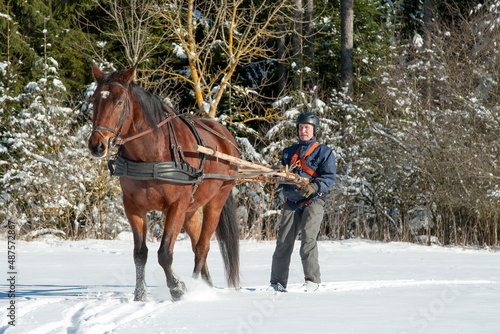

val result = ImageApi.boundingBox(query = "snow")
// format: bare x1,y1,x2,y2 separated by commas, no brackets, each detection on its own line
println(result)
172,43,187,59
0,13,13,21
271,96,292,108
412,34,423,48
1,237,499,333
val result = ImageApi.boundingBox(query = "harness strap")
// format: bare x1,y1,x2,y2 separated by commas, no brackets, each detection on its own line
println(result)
108,155,237,184
178,115,206,172
106,81,129,92
114,111,178,146
92,126,116,142
285,192,323,212
286,200,311,212
186,115,240,154
290,142,320,177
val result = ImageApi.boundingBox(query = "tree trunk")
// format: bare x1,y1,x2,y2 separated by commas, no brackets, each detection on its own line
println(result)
423,0,433,49
304,0,315,90
277,10,287,94
340,0,354,95
292,0,303,91
423,0,433,108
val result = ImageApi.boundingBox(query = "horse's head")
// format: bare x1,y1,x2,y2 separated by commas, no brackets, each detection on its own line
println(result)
88,64,136,158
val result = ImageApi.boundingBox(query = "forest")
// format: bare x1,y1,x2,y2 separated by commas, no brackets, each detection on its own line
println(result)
0,0,499,246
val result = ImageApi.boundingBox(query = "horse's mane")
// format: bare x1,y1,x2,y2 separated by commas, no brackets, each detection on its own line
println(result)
101,71,176,128
130,83,174,127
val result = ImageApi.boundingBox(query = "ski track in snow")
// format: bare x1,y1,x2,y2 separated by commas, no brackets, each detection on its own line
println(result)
2,279,497,334
1,238,499,333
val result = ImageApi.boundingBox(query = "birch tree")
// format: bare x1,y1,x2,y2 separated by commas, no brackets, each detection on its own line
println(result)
340,0,353,95
304,0,315,89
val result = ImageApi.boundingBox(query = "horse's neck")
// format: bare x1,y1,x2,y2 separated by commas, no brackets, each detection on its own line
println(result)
121,116,181,162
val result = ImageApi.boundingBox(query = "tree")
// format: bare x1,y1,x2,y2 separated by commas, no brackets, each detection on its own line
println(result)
291,0,303,91
340,0,353,95
276,8,287,94
422,0,434,107
368,2,500,245
82,0,166,66
0,1,36,95
304,0,316,89
153,0,290,118
0,55,127,239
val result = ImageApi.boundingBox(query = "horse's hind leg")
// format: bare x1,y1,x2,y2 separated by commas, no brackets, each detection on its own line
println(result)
158,208,187,301
127,213,149,301
191,193,230,286
184,208,212,285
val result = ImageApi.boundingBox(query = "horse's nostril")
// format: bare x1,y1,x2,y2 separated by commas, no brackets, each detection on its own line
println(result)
88,140,107,158
97,141,105,153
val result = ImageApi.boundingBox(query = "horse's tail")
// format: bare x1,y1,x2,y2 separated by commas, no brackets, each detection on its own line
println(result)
215,191,240,288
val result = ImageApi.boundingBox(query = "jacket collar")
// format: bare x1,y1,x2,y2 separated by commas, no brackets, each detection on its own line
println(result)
298,138,317,146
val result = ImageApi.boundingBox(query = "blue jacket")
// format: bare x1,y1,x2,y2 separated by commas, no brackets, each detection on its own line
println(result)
280,139,336,202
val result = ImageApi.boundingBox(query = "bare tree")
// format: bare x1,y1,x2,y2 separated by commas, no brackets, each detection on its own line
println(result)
304,0,315,89
423,0,433,48
370,4,500,246
276,9,287,94
292,0,303,91
83,0,167,66
340,0,353,95
154,0,290,118
422,0,434,107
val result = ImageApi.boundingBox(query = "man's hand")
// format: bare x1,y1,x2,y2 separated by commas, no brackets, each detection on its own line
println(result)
298,183,317,198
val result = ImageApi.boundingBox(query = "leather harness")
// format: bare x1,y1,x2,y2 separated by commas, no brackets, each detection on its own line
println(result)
94,80,238,185
108,114,236,184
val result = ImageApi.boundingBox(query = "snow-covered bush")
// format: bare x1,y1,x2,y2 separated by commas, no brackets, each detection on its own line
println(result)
0,58,127,239
366,4,500,245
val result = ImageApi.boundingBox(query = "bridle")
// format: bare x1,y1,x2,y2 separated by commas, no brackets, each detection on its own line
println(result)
91,81,183,147
91,81,132,147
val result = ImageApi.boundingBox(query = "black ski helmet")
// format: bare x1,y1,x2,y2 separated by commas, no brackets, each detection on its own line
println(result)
296,112,320,136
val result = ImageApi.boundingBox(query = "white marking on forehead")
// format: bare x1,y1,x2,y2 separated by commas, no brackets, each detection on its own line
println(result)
100,90,110,99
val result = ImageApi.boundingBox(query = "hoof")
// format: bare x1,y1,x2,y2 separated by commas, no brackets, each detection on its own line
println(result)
134,295,147,302
202,276,214,287
134,285,147,301
170,281,187,301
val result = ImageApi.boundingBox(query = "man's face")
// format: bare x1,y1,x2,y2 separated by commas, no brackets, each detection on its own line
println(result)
298,123,314,141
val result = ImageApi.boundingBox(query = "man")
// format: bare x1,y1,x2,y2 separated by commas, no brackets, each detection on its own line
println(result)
270,112,336,292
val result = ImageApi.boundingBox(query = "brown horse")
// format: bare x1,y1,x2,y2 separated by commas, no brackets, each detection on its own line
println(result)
88,65,240,301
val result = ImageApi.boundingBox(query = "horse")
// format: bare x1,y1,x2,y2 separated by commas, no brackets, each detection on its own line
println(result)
87,64,240,301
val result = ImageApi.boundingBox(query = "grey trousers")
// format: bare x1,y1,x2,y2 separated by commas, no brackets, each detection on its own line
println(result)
270,198,324,287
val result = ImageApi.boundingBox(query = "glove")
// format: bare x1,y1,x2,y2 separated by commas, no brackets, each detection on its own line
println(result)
298,183,318,198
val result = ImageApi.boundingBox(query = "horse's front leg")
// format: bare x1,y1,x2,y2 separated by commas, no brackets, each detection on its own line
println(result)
158,208,187,301
127,213,149,302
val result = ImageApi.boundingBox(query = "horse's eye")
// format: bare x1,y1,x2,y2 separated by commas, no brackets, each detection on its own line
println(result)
116,101,124,107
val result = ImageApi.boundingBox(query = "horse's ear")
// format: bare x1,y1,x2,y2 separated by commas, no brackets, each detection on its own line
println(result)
92,63,105,82
122,65,137,85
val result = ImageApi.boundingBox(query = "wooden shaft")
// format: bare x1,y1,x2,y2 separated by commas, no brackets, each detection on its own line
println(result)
195,145,275,172
237,176,308,185
194,145,309,185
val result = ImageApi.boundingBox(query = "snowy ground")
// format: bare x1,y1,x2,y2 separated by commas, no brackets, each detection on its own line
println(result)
1,235,499,334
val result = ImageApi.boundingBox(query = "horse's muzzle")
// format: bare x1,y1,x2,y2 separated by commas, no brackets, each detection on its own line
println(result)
88,133,108,158
88,126,116,158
